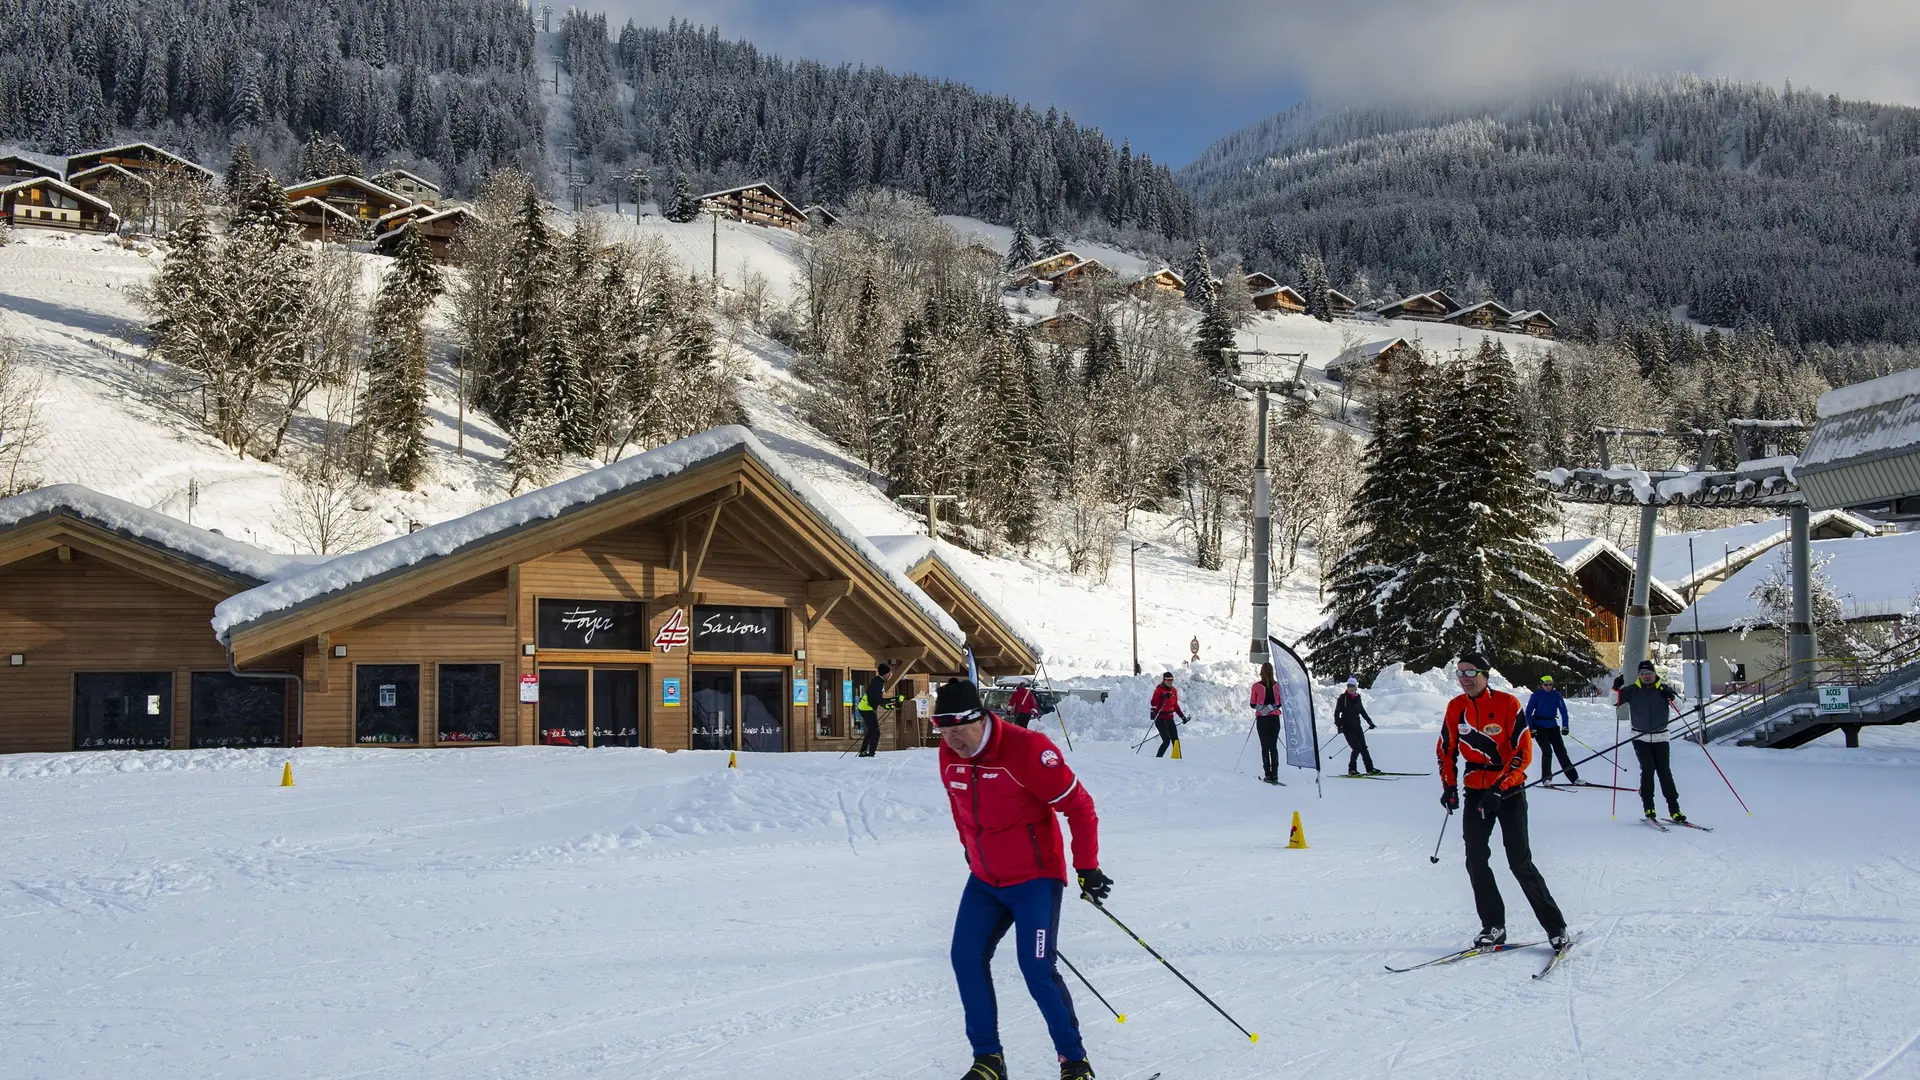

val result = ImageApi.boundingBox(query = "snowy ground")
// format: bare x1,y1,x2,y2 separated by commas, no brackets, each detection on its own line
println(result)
5,693,1918,1080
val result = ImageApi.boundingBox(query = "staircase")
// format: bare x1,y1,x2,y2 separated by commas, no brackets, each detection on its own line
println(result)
1696,638,1920,748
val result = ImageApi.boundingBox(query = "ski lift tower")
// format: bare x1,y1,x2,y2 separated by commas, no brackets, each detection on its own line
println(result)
1228,350,1311,663
1543,423,1813,685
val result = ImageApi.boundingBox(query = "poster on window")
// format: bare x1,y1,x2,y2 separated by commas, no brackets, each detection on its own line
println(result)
792,678,809,706
537,599,643,650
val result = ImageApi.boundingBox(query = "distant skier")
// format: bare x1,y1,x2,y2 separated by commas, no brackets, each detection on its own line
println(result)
934,677,1106,1080
1007,682,1042,730
1148,671,1187,758
1249,662,1284,784
856,663,903,758
1617,660,1685,823
1526,675,1579,785
1334,676,1379,775
1438,651,1571,954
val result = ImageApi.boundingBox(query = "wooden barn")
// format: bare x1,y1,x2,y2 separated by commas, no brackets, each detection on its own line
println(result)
1030,312,1093,347
1324,337,1416,382
1443,299,1516,329
0,177,119,233
868,534,1042,684
1252,284,1308,313
1543,537,1685,671
696,182,808,230
1376,290,1459,321
289,196,363,242
0,154,61,181
371,206,480,262
371,168,441,205
801,204,840,228
1327,288,1357,317
282,175,412,223
1127,268,1186,297
64,142,214,184
1507,309,1558,338
0,431,968,757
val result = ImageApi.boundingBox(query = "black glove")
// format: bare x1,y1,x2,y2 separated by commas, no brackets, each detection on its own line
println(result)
1561,726,1570,735
1367,721,1378,730
1077,868,1113,902
1441,785,1459,811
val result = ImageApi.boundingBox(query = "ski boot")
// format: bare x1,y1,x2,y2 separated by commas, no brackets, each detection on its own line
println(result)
1644,807,1659,822
961,1053,1006,1080
1549,932,1573,951
1366,767,1383,775
1670,809,1687,824
1060,1060,1096,1080
1472,926,1507,949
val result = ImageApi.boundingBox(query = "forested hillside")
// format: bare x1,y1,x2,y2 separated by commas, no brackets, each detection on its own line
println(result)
1181,77,1920,346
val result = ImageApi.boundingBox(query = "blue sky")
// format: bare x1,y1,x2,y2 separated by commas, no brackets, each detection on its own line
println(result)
595,0,1920,168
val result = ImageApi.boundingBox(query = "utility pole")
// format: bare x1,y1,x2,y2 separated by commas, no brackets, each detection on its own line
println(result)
1129,538,1151,676
628,169,650,223
455,347,467,458
706,206,721,280
896,493,957,540
1226,348,1309,663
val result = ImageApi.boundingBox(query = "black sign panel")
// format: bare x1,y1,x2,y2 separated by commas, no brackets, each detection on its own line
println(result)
437,664,501,743
355,664,420,744
692,605,783,654
74,672,173,750
191,672,287,748
537,599,643,650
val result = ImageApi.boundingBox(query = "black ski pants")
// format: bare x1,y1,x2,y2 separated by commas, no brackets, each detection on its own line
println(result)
1462,788,1566,937
1154,716,1179,757
1535,727,1578,783
1256,714,1280,778
858,709,881,756
1341,724,1376,773
1633,739,1680,814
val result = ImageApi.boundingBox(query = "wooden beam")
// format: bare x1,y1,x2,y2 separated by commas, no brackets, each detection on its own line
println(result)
884,645,931,692
313,633,330,694
682,499,726,592
805,578,855,631
55,544,72,562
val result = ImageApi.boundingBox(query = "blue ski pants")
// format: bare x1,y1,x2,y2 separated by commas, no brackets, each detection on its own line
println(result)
951,874,1085,1062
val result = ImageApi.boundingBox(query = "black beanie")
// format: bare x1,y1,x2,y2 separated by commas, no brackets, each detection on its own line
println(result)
877,661,892,676
1459,651,1491,671
1637,659,1656,672
933,677,983,716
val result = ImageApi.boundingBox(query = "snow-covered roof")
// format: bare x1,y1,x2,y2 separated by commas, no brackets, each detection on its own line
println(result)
289,196,358,222
1253,284,1307,304
64,142,215,180
67,162,152,191
1628,510,1878,590
866,534,1043,662
1671,529,1920,633
284,174,408,204
1507,308,1557,326
1445,299,1514,320
1817,368,1920,420
1,175,117,215
372,205,477,246
1325,337,1408,371
1379,289,1456,312
0,484,316,585
1542,536,1684,612
212,427,965,647
371,168,439,191
0,152,61,178
696,181,806,217
374,204,433,228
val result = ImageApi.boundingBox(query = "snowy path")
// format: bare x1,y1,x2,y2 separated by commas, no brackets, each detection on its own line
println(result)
3,720,1917,1079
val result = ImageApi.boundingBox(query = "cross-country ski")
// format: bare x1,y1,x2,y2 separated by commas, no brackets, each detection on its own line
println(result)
1385,939,1549,973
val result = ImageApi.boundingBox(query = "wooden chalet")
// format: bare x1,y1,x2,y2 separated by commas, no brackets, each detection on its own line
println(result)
1011,251,1084,288
0,153,61,181
1127,268,1186,297
1244,271,1281,294
1030,312,1093,347
696,182,807,230
1252,284,1307,313
1327,288,1357,317
371,168,441,205
1543,537,1685,671
0,177,119,233
1324,337,1415,382
800,204,840,228
0,487,314,753
289,196,363,243
64,142,214,184
1375,289,1459,322
373,203,436,235
1507,309,1558,339
1047,258,1110,289
282,175,412,223
66,162,151,199
868,535,1041,682
372,205,480,262
1443,299,1515,329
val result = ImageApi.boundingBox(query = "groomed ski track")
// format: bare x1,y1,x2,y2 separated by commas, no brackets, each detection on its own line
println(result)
1,729,1916,1079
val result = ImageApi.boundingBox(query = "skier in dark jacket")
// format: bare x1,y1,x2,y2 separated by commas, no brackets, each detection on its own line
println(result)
1525,675,1579,784
857,663,903,758
1148,672,1187,757
1616,660,1685,823
1333,676,1378,774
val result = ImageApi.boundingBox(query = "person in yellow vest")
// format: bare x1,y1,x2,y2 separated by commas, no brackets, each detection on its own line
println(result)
857,662,905,758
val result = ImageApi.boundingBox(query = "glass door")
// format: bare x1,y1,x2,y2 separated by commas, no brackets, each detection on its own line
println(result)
690,670,735,750
738,670,787,753
593,669,642,747
539,668,590,745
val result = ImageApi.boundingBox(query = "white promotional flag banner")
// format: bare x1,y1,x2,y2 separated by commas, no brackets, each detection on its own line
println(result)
1268,636,1321,774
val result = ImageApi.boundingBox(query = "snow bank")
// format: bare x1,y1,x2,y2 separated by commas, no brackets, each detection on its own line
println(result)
0,483,314,584
212,427,964,646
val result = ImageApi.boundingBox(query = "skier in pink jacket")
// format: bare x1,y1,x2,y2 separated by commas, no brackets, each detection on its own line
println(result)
1250,662,1284,784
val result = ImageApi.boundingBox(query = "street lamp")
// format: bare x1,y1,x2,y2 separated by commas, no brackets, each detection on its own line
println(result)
1127,537,1152,676
1226,349,1309,662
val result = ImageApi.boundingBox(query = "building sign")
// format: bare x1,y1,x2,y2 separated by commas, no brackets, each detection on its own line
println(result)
692,605,783,653
537,599,642,650
1818,685,1852,714
793,679,809,706
654,607,690,652
662,677,682,706
519,673,540,703
843,679,854,706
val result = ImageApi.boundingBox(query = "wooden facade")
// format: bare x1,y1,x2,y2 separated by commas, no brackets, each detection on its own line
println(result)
0,154,60,181
64,143,215,184
1443,300,1515,329
696,182,807,230
1251,284,1307,313
1325,337,1415,382
1376,290,1459,321
1545,538,1684,671
372,206,480,262
1032,312,1092,347
282,175,412,223
289,196,363,242
1507,309,1558,338
1327,288,1357,317
1244,271,1280,294
0,177,119,233
1127,268,1186,296
371,169,441,205
800,204,840,228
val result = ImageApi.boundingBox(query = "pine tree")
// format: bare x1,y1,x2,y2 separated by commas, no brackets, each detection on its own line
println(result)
224,144,259,203
1195,295,1238,378
665,172,699,222
1082,317,1119,389
1298,251,1334,322
1038,233,1065,258
1183,241,1214,306
359,227,443,488
1005,220,1036,272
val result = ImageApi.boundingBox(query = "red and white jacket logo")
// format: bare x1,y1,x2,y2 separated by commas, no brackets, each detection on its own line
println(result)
1040,749,1061,767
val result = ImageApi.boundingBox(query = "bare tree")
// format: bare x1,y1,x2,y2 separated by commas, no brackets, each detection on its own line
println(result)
0,317,45,496
275,450,381,554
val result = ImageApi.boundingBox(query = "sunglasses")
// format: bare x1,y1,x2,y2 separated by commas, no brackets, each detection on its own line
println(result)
931,709,984,729
1456,668,1485,679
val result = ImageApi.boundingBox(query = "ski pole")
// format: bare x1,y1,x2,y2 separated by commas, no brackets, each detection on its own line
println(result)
1056,949,1125,1023
1080,895,1258,1043
1428,807,1452,863
1132,719,1158,754
1689,729,1753,816
1566,731,1621,770
1324,733,1349,759
1233,719,1255,774
1611,695,1624,820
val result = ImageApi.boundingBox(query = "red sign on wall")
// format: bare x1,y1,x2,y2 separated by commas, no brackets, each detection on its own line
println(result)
653,607,690,652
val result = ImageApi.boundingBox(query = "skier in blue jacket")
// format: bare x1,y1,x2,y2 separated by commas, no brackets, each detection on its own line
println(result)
1525,675,1579,784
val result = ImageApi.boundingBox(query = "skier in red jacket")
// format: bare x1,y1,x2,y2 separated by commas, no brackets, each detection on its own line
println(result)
1007,682,1042,729
936,677,1106,1080
1148,671,1187,757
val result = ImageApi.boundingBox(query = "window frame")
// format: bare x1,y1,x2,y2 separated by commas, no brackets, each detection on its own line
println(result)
435,662,503,746
353,663,422,746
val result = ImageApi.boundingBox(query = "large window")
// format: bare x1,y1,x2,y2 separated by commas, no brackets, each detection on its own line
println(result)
692,606,784,653
355,665,420,745
537,599,644,650
190,673,286,748
815,667,843,737
437,664,501,743
74,672,172,750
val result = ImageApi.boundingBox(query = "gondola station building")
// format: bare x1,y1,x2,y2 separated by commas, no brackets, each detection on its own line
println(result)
0,429,1007,757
